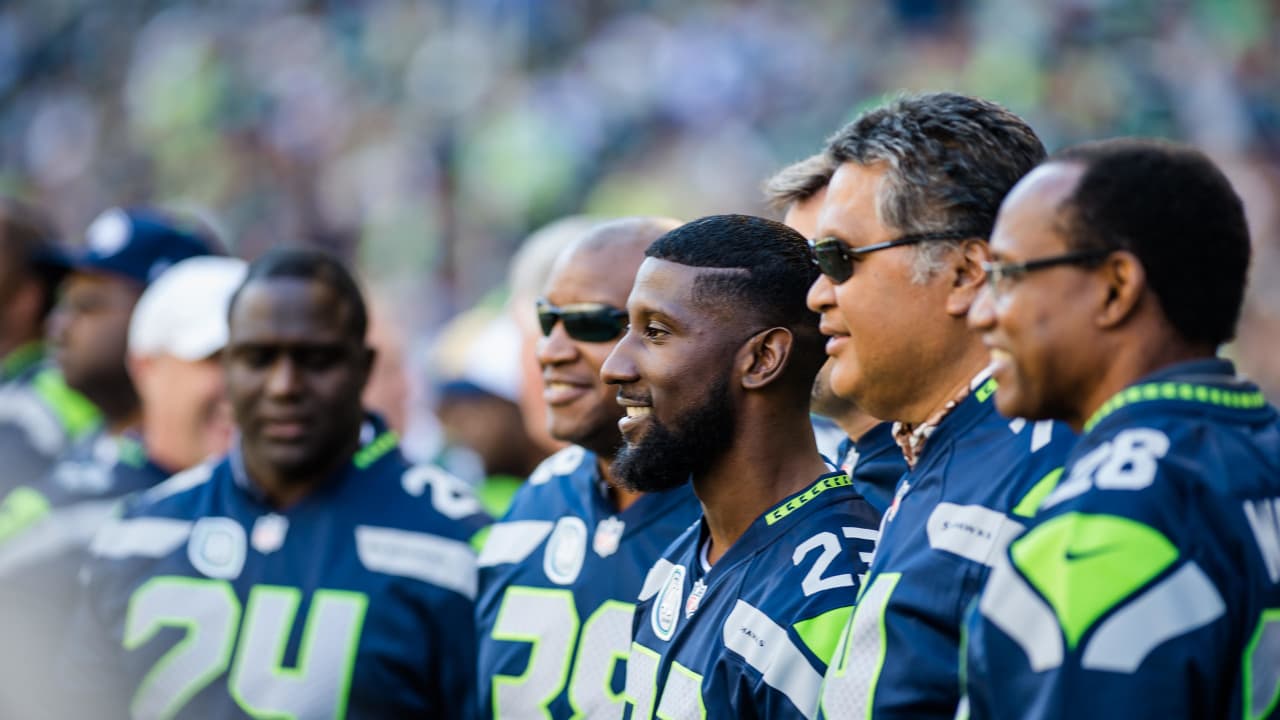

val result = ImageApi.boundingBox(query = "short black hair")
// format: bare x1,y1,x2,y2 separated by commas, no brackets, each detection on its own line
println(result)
229,248,368,341
0,199,65,321
644,214,824,384
825,92,1046,240
1052,138,1250,348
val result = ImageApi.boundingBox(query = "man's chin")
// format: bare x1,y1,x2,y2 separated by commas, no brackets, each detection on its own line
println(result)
611,440,690,494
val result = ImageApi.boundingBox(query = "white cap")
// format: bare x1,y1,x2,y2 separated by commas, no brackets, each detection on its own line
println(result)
128,255,248,361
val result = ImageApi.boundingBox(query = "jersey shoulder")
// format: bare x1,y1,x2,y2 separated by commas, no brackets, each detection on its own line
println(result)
502,445,597,522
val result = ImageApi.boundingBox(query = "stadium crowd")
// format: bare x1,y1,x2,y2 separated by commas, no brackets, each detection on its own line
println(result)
0,2,1279,719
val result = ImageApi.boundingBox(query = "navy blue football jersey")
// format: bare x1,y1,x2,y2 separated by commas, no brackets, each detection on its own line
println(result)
834,422,905,515
475,445,702,719
63,423,490,719
626,470,880,719
0,364,100,497
0,430,169,719
963,360,1280,719
820,372,1076,719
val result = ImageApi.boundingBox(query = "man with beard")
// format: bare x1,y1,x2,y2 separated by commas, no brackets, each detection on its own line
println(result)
605,214,880,719
475,217,703,720
806,93,1076,719
962,141,1280,718
64,248,489,718
765,152,906,513
0,201,99,497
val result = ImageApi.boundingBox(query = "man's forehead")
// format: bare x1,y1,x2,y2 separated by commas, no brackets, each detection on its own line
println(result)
631,258,747,321
817,161,890,239
992,162,1086,254
229,277,353,337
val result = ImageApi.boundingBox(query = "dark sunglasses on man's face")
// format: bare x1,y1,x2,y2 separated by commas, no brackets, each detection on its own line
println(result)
810,229,981,284
536,299,629,343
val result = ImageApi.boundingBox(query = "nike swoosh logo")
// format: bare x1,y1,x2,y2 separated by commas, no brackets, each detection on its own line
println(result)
1064,545,1116,562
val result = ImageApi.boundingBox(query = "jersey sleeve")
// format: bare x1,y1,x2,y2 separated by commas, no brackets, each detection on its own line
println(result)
964,425,1237,719
726,527,873,720
54,519,137,718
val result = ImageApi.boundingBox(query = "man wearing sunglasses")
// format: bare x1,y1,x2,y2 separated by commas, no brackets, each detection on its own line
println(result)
808,93,1076,718
475,217,704,720
962,140,1280,719
766,152,906,514
606,214,881,719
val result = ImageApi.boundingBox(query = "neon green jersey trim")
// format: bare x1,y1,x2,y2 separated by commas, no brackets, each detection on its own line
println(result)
974,377,998,404
0,342,45,381
477,474,524,519
1085,381,1266,433
32,368,100,439
351,430,398,469
0,486,51,544
764,473,850,525
792,605,854,666
1011,512,1178,649
1011,467,1064,518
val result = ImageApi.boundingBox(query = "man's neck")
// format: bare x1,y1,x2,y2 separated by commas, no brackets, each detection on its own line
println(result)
897,346,990,427
834,410,881,443
244,437,360,510
693,412,828,566
1073,335,1216,433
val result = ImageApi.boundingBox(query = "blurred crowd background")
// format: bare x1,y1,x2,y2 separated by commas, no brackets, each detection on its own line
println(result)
2,0,1278,449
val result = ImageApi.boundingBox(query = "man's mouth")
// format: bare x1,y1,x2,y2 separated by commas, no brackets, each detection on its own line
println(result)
625,406,652,418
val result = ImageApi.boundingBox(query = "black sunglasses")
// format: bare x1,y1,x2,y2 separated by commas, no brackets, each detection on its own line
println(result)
536,299,629,342
811,229,980,284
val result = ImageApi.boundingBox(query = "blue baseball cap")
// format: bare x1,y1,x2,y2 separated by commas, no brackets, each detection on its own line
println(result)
61,207,220,286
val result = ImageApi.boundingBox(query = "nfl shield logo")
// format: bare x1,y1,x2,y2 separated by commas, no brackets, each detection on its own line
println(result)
251,513,289,554
685,578,708,618
593,516,625,558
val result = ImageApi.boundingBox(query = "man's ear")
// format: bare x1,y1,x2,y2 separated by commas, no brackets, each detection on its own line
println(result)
738,327,793,391
1096,251,1145,330
945,239,990,317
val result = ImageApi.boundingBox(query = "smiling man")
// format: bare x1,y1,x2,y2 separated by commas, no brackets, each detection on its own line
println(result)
605,214,880,719
765,152,905,514
475,216,703,720
65,248,489,718
806,93,1076,719
963,139,1280,719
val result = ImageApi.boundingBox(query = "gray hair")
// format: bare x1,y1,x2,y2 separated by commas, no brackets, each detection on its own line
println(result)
825,92,1045,282
762,152,837,214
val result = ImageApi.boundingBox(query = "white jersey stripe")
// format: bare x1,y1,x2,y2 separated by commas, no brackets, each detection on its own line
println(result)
355,525,477,599
1082,561,1225,672
722,599,822,720
90,517,193,559
476,520,554,567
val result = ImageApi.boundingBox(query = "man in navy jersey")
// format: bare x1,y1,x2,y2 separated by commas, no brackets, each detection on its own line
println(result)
0,255,245,719
806,93,1076,718
475,216,704,720
64,248,489,718
765,152,905,513
604,214,881,719
963,140,1280,718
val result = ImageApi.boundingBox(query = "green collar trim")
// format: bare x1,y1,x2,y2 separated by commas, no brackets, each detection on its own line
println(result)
352,430,399,469
1085,381,1267,433
0,342,45,381
32,369,100,438
765,472,851,525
